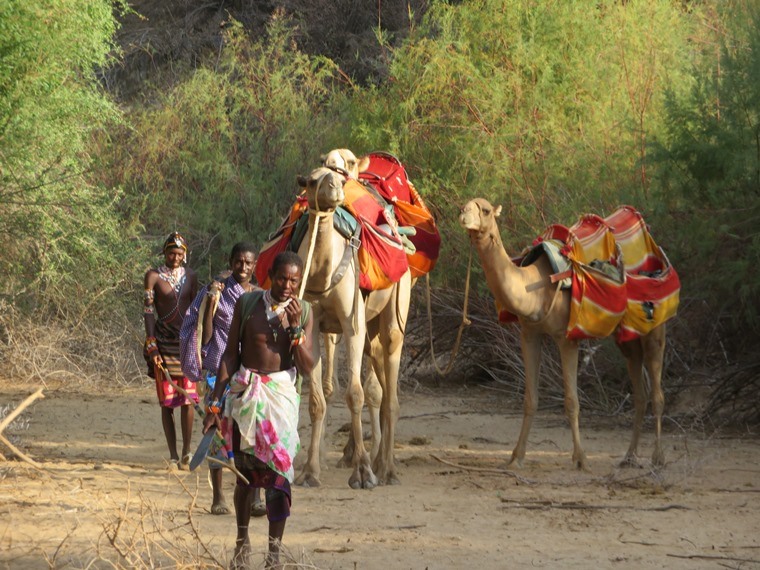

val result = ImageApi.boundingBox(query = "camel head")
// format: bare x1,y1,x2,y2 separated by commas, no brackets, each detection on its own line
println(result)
321,148,371,179
298,166,347,212
459,198,502,241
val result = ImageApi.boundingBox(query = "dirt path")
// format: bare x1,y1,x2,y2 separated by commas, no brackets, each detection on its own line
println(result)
1,380,759,569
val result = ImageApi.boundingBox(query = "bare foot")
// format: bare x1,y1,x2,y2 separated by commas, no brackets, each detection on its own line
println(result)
230,539,250,570
211,500,230,515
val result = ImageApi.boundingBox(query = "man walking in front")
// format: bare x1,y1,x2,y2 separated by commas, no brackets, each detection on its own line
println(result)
203,251,314,569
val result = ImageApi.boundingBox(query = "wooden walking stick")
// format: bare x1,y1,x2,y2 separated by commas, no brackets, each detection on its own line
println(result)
0,387,45,470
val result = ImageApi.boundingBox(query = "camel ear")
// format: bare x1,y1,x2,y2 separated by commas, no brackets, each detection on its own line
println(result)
357,156,370,173
297,175,308,188
494,205,502,217
319,154,326,163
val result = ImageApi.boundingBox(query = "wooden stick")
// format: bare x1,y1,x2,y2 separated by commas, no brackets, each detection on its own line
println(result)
206,457,250,486
501,501,691,511
430,453,535,485
666,554,760,563
0,433,43,470
0,387,45,433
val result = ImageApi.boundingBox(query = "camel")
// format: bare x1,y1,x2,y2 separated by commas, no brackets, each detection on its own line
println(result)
459,198,667,470
294,166,412,488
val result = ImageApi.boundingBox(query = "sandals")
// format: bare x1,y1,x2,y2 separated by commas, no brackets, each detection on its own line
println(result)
179,453,192,471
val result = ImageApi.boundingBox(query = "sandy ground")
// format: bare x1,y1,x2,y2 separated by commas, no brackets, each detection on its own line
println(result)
1,378,759,570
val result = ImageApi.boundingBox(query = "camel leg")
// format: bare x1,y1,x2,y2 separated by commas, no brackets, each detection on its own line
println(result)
295,330,326,487
557,336,586,470
337,358,381,468
371,274,409,485
374,328,404,485
643,324,667,467
322,333,338,402
619,337,646,467
364,334,383,465
509,329,542,468
344,313,376,489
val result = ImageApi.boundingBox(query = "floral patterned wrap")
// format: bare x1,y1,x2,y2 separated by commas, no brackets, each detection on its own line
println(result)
226,366,300,482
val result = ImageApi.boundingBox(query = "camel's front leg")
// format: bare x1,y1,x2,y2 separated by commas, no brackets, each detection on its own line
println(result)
295,331,326,488
322,333,339,402
557,336,586,470
345,319,376,489
510,329,542,468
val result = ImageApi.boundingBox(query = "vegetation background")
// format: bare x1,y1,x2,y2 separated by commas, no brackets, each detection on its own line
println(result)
1,0,758,425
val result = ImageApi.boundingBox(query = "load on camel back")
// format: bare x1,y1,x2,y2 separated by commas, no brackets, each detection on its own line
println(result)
255,151,441,291
499,205,681,342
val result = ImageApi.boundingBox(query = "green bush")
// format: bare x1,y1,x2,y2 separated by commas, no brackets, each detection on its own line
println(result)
108,17,350,279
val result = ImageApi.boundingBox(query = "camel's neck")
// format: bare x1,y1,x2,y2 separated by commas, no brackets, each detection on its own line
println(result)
471,227,541,318
303,210,340,293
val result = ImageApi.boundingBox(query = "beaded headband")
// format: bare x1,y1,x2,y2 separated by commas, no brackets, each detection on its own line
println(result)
163,232,187,252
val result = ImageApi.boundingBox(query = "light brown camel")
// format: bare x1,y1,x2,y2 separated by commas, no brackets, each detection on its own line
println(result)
459,198,666,470
294,166,412,488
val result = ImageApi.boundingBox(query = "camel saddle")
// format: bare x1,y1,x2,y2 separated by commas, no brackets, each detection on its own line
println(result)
501,206,680,342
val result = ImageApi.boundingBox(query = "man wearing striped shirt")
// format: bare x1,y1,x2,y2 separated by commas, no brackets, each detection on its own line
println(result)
180,242,261,515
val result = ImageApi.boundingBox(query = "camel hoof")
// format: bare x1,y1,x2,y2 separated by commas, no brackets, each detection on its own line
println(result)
651,449,665,469
572,451,589,472
507,455,524,469
619,454,641,468
295,472,322,488
349,471,378,490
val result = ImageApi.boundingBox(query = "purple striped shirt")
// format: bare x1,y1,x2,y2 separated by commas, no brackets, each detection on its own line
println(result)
180,275,250,383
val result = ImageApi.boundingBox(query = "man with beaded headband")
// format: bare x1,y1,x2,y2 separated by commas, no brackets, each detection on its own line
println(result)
143,231,199,470
203,251,314,569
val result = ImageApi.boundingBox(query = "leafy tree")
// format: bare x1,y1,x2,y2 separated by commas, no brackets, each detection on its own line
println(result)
348,0,698,287
0,0,135,316
108,16,350,278
658,0,760,337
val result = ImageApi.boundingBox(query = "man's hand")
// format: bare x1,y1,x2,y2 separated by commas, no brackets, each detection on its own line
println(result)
284,296,302,328
202,409,221,433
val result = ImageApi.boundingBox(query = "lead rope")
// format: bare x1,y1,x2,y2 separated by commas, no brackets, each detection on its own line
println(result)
426,247,473,376
299,171,332,299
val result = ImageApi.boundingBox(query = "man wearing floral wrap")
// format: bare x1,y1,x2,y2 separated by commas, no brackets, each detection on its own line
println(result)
203,251,314,569
143,232,199,470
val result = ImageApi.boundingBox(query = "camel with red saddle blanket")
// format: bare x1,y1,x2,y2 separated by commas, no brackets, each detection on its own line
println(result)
459,198,680,469
294,165,413,489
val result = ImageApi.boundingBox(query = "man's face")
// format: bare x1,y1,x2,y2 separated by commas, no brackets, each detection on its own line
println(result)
164,247,185,269
269,263,302,302
231,251,256,285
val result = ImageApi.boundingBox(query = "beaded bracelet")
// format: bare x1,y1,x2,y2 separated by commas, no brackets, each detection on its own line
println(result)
144,336,159,354
290,330,305,347
206,398,223,415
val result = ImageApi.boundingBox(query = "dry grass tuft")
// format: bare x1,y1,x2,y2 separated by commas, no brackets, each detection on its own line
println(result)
0,300,144,389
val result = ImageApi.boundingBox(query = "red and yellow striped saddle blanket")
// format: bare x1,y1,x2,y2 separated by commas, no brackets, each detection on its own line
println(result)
499,206,680,342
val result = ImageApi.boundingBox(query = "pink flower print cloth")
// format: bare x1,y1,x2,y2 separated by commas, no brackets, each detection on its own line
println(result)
227,366,300,482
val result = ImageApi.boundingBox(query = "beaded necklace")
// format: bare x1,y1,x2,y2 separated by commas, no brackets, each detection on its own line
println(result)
263,290,291,342
158,265,186,294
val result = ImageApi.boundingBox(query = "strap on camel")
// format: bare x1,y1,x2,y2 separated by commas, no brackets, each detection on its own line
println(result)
426,247,473,376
